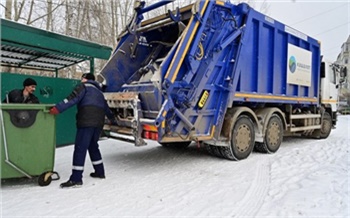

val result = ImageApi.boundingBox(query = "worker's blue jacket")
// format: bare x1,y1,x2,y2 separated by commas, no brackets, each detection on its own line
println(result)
55,80,114,128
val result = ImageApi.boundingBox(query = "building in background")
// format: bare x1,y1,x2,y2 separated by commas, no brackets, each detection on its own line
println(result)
336,35,350,85
336,35,350,107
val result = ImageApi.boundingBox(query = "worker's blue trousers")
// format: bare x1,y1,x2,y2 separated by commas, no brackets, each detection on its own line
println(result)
69,127,104,182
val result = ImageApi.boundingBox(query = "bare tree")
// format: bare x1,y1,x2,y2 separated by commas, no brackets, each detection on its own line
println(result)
110,0,118,47
77,1,89,39
86,1,92,40
13,0,25,21
47,0,53,30
117,0,133,29
98,0,105,43
65,0,72,36
5,0,12,19
27,1,35,24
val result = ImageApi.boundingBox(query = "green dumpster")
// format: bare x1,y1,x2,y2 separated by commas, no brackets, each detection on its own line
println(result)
0,104,59,186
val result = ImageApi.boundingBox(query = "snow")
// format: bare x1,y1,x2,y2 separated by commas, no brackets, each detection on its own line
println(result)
1,116,349,218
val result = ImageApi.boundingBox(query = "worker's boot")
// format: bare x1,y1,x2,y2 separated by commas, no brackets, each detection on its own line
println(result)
90,172,105,179
60,180,83,188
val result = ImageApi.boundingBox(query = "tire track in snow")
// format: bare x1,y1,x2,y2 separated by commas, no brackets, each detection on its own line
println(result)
231,156,271,217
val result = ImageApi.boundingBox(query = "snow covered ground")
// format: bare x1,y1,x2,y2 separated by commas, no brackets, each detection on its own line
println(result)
1,115,349,218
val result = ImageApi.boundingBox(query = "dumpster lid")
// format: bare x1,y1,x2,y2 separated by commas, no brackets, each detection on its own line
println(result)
0,103,54,110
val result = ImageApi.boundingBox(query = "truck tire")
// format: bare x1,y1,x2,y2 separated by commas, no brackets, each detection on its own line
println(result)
320,112,332,139
205,144,223,158
255,114,283,153
220,115,255,160
160,141,191,149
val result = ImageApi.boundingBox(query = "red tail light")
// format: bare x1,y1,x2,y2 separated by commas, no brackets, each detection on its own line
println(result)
142,129,159,140
143,131,150,139
142,125,159,140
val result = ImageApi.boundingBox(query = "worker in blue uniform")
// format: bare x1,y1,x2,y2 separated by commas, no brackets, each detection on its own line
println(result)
50,73,116,188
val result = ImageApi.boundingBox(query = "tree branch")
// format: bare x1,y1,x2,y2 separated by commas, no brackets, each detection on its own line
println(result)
28,1,64,25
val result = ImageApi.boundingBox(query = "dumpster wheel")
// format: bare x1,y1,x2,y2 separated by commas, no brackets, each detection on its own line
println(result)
38,171,60,186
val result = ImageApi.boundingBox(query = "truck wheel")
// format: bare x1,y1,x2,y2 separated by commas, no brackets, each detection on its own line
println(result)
255,115,283,153
220,146,238,160
160,141,191,149
221,115,255,160
205,144,219,157
320,112,332,139
205,143,214,155
206,144,223,158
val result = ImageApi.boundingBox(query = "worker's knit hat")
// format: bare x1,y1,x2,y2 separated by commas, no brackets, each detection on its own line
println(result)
81,73,95,81
23,78,37,87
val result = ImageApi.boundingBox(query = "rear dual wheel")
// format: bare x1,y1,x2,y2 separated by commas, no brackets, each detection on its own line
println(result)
311,111,332,139
255,114,283,153
206,144,224,158
219,115,255,160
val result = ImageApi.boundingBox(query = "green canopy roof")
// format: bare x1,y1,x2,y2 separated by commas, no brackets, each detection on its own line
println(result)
1,18,112,72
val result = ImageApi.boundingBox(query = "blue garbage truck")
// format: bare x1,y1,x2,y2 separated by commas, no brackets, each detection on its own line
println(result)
99,0,342,160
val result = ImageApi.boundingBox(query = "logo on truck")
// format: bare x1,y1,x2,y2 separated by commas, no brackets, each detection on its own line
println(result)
287,44,312,87
289,56,297,73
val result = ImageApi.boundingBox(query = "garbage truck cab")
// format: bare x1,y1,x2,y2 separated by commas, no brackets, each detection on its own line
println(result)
320,60,347,125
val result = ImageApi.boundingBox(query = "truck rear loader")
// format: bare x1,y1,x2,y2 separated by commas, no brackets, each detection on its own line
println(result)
99,0,343,160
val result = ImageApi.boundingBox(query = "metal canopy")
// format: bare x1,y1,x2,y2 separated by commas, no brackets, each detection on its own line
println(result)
0,18,112,73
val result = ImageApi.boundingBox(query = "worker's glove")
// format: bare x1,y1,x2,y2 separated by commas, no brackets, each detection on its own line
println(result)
49,107,60,115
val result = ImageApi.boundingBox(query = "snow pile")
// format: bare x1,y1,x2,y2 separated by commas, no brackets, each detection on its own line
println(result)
1,116,349,217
